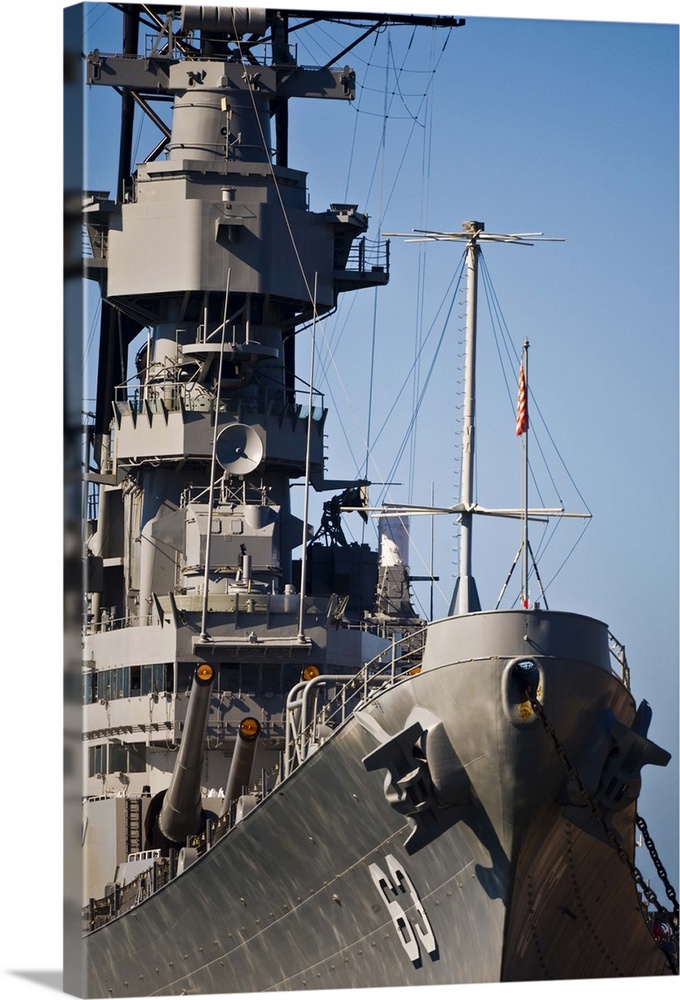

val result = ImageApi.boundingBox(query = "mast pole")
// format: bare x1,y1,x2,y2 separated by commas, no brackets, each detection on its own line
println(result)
455,221,482,614
521,339,530,608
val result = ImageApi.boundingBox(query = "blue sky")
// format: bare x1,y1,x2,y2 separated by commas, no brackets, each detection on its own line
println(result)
3,2,679,997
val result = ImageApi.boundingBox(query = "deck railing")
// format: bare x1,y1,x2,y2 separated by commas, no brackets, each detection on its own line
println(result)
338,236,389,276
283,626,427,778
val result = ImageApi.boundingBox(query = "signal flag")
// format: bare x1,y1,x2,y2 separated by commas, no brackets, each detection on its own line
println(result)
516,362,528,436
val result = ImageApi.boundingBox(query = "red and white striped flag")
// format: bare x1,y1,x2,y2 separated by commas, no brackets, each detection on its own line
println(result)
516,362,528,436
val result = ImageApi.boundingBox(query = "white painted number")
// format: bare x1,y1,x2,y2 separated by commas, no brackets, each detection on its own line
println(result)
368,854,437,964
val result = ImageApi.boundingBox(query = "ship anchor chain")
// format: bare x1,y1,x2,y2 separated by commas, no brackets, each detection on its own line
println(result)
520,680,679,974
635,813,678,914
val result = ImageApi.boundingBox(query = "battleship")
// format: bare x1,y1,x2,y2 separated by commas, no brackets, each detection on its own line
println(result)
68,5,677,997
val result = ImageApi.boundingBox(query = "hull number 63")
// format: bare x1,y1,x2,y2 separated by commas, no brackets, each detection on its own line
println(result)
368,854,437,964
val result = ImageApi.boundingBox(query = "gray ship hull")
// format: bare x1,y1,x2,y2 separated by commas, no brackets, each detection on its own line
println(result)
82,610,670,995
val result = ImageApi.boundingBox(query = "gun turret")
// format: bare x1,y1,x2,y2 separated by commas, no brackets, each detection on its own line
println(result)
145,664,215,850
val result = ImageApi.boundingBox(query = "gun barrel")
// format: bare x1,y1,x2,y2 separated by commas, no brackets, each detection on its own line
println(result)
158,663,215,845
221,716,261,816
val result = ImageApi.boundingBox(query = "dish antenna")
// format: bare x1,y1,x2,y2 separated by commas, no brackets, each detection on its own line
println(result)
215,423,264,475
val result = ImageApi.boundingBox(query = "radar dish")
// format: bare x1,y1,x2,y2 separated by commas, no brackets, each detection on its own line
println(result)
215,423,264,475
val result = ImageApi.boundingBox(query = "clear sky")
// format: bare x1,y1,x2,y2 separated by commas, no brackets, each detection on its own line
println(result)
3,2,678,998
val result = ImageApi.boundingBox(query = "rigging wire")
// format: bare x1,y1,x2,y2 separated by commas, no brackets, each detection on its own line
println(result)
82,297,101,380
131,88,155,171
407,29,437,504
308,23,392,511
320,250,465,583
359,31,449,215
522,517,593,602
313,26,382,474
478,252,592,516
375,253,466,507
303,23,450,548
361,29,392,502
349,25,458,558
83,1,111,31
319,26,451,412
475,250,592,604
479,255,541,492
477,252,553,571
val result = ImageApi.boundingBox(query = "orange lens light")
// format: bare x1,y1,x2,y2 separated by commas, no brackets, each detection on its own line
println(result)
240,717,260,740
303,665,320,681
196,663,214,682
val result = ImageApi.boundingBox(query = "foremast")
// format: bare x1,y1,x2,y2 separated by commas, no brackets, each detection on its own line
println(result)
380,221,582,614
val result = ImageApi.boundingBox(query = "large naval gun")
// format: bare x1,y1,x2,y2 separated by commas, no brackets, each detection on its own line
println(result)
146,663,212,850
154,661,262,846
145,660,262,875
